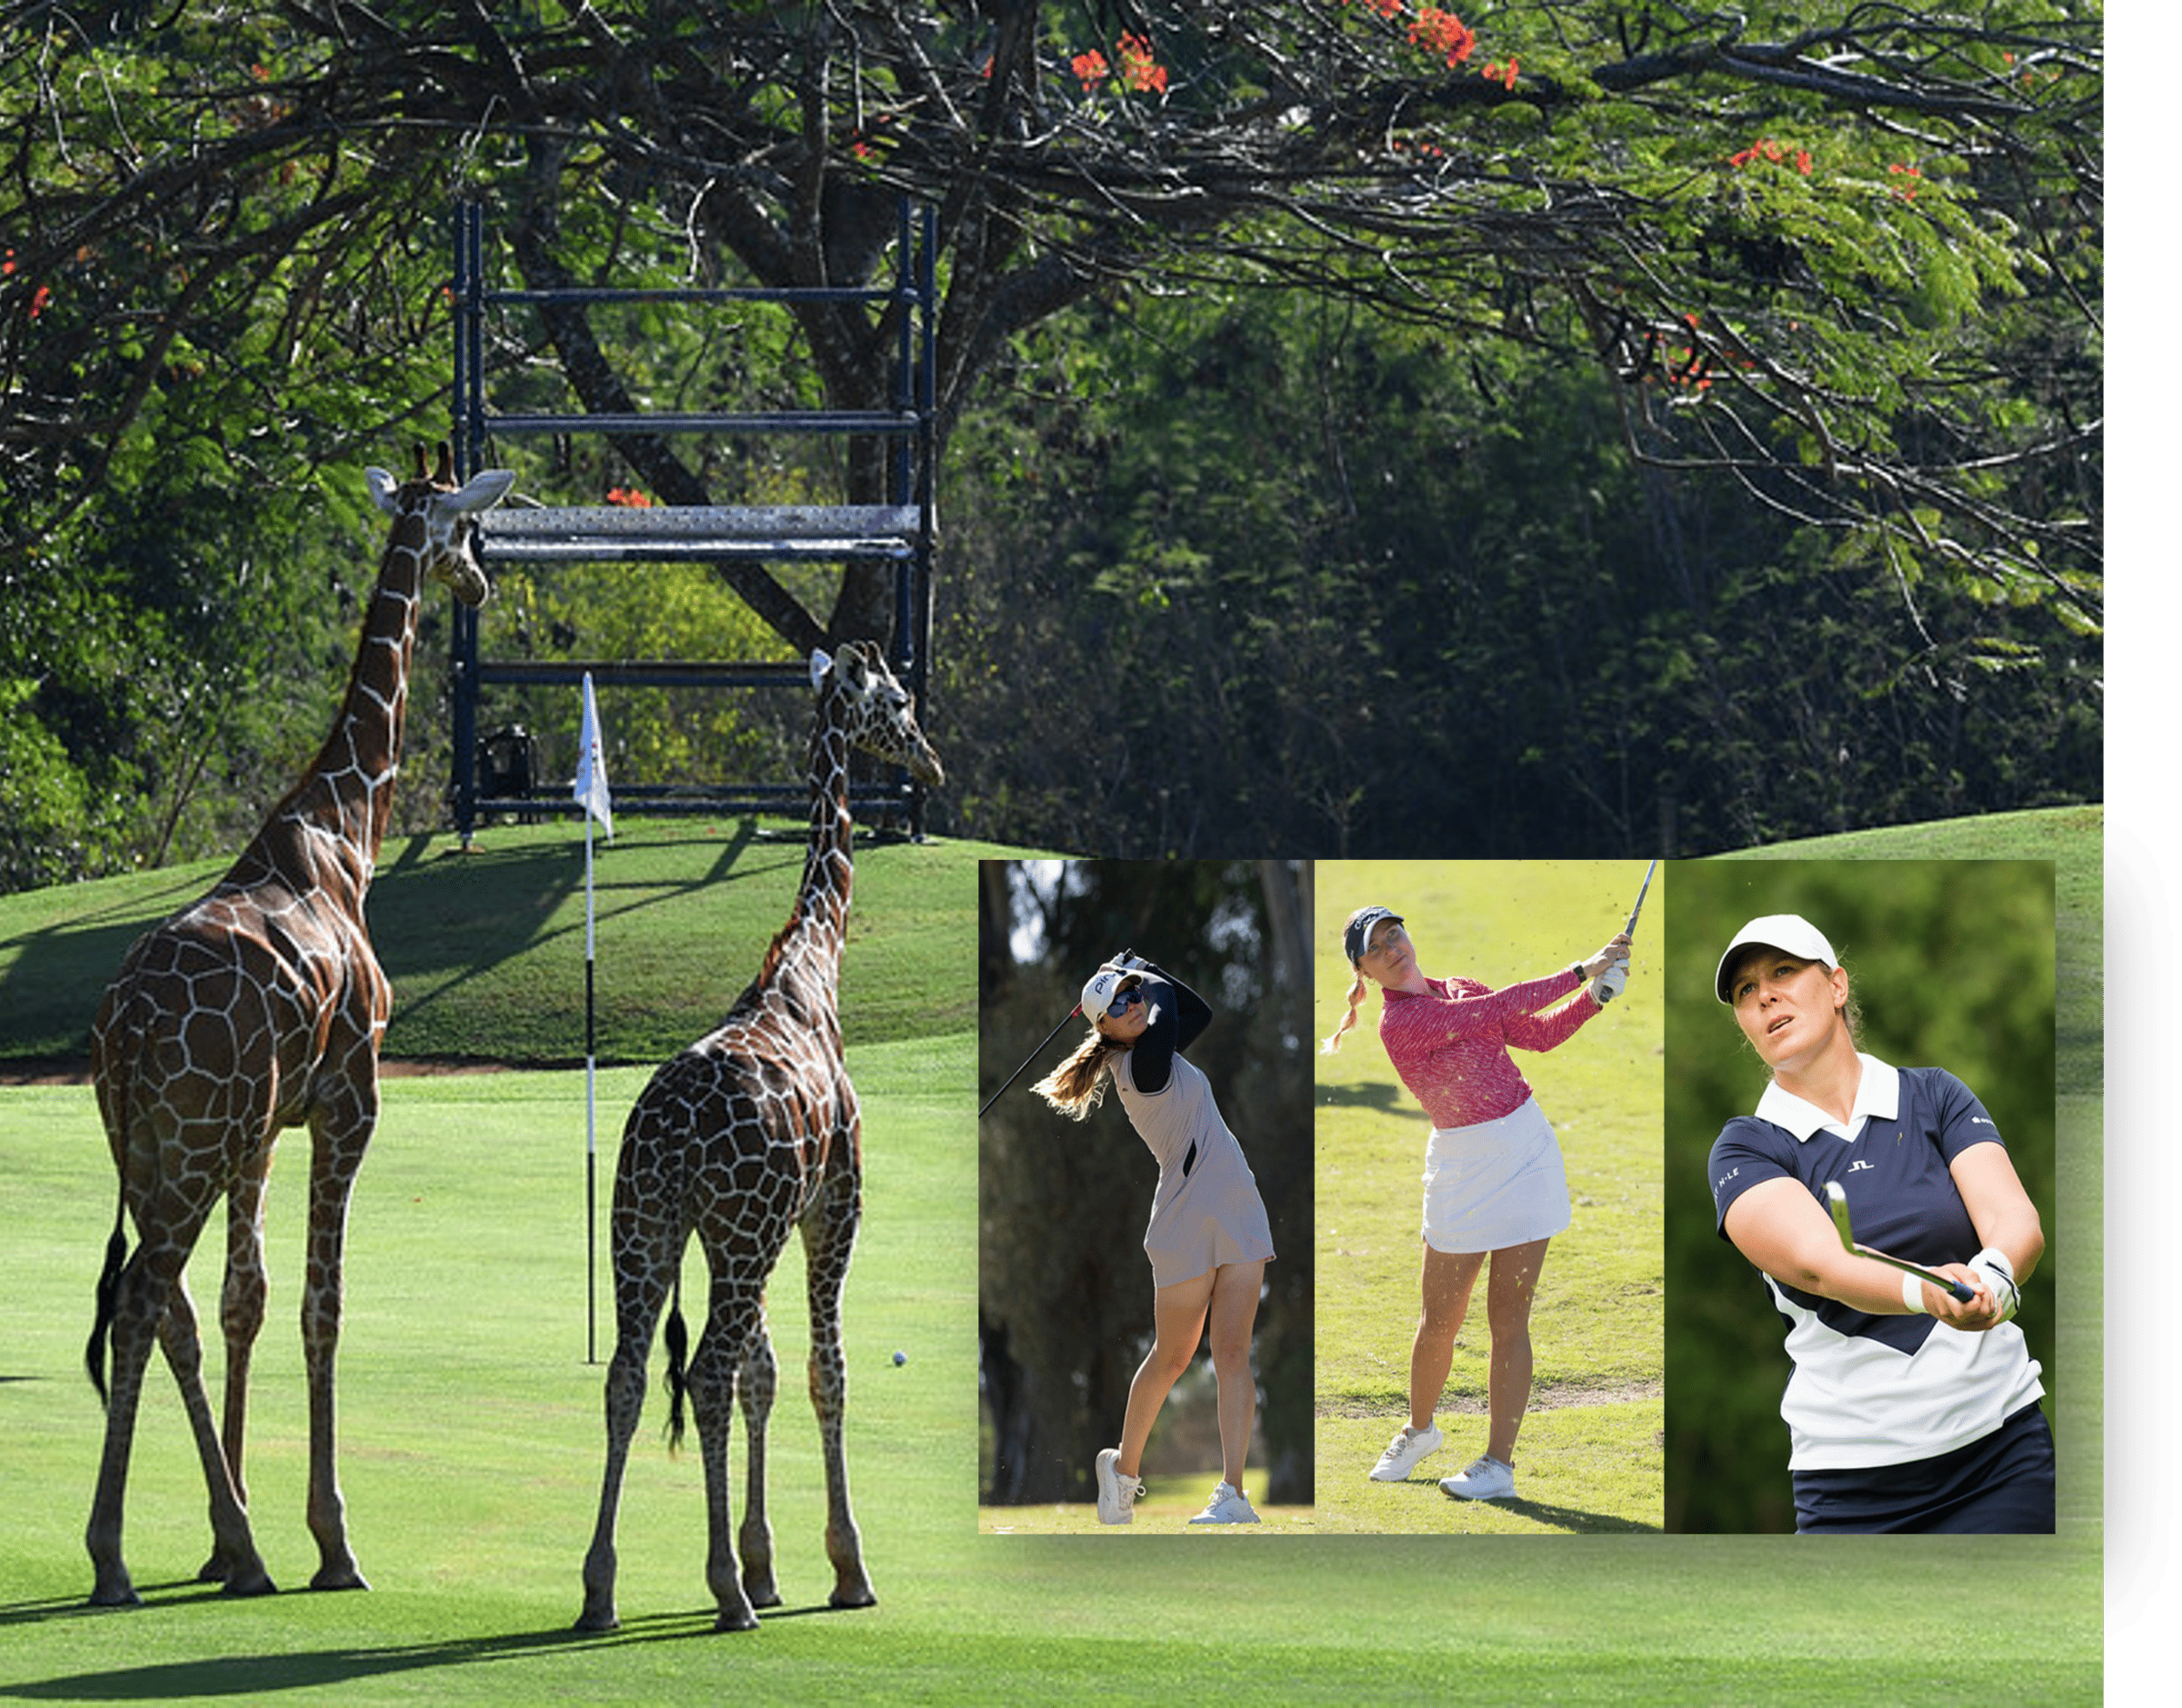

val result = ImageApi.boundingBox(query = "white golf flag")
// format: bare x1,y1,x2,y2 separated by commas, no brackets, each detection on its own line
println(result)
574,672,613,840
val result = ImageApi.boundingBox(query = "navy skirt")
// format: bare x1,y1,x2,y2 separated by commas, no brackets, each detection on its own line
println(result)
1792,1402,2056,1534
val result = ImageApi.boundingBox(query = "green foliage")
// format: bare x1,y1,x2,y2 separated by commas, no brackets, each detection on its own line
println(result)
939,286,2098,856
486,561,802,792
0,1,2100,876
0,678,123,889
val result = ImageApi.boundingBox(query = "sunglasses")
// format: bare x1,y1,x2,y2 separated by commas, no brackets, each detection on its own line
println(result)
1105,988,1142,1019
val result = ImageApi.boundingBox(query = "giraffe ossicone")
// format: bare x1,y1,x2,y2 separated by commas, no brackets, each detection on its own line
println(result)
576,638,941,1635
81,445,512,1608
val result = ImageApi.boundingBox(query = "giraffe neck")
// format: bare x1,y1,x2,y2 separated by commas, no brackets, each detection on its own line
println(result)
235,515,429,907
759,707,856,1007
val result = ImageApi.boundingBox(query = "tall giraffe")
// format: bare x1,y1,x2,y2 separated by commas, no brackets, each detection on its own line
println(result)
82,444,514,1607
576,640,944,1634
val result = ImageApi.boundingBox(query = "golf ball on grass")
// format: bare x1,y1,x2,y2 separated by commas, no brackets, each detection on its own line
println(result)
892,1350,907,1365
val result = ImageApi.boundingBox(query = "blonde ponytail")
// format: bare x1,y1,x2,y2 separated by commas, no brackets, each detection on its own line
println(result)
1031,1027,1126,1121
1319,970,1369,1055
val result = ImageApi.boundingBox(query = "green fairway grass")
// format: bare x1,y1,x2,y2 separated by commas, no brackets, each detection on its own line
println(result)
0,808,2100,1703
1313,861,1665,1534
1,1044,985,1703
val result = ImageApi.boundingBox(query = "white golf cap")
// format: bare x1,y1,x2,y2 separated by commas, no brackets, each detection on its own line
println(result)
1715,914,1837,1002
1079,965,1143,1024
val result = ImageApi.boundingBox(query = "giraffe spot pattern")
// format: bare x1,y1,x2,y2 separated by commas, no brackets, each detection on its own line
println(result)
81,450,510,1608
576,640,940,1634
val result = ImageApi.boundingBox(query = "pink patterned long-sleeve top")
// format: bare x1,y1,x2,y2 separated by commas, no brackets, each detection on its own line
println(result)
1376,967,1599,1130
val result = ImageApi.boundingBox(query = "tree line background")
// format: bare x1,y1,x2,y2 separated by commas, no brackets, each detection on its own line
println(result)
2,3,2101,884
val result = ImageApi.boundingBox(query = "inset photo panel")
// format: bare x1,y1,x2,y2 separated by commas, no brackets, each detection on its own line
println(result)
976,859,1315,1533
1664,860,2058,1534
1315,861,1665,1533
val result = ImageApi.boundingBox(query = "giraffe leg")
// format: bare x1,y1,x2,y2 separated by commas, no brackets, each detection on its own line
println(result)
87,1214,268,1604
736,1318,780,1611
206,1174,270,1571
576,1237,676,1633
300,1096,371,1593
155,1271,273,1596
690,1287,760,1633
803,1166,876,1611
85,1251,160,1606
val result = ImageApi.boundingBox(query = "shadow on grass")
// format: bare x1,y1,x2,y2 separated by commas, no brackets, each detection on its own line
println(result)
0,1593,872,1700
1477,1496,1663,1535
1325,1483,1661,1536
0,819,781,1064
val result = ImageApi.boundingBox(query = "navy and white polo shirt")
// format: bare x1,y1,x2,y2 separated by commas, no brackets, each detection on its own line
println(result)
1707,1054,2044,1471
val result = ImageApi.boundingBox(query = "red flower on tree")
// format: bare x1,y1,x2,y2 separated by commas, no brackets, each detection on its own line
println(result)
606,486,655,508
1408,6,1476,67
1727,137,1813,176
1116,32,1168,95
1074,35,1168,96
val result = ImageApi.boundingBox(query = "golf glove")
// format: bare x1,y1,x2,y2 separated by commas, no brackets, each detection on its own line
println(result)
1591,962,1629,1004
1967,1247,2020,1323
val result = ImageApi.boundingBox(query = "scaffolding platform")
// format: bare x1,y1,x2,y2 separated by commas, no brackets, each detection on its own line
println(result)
477,504,922,564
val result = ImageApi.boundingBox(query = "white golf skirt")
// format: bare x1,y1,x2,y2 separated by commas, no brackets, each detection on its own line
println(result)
1419,1095,1571,1254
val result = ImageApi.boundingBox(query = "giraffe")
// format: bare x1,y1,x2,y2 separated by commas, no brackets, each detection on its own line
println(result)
576,639,944,1634
81,444,514,1607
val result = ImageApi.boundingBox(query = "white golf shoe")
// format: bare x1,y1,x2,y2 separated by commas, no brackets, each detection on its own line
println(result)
1367,1422,1444,1482
1439,1453,1517,1501
1095,1447,1144,1524
1186,1481,1261,1524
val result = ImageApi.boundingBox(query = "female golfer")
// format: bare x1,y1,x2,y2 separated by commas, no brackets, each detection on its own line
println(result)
1707,914,2052,1533
1324,904,1629,1501
1032,954,1276,1526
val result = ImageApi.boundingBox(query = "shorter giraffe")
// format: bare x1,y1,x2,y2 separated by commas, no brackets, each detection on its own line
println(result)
576,640,943,1634
83,445,512,1607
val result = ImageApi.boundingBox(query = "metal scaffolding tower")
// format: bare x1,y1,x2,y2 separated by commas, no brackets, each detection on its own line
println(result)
447,198,937,840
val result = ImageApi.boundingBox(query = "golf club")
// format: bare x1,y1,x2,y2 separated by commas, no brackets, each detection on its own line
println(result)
978,1004,1082,1119
1822,1181,1977,1303
1596,858,1657,1005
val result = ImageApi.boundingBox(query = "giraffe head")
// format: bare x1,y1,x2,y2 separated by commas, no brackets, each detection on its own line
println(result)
810,641,945,785
363,443,514,608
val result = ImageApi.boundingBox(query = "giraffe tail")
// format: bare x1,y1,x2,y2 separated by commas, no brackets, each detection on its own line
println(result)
662,1275,690,1455
85,1185,129,1412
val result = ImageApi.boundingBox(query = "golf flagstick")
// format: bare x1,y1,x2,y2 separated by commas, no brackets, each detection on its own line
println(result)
1822,1181,1977,1303
574,673,615,1363
1596,858,1658,1004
